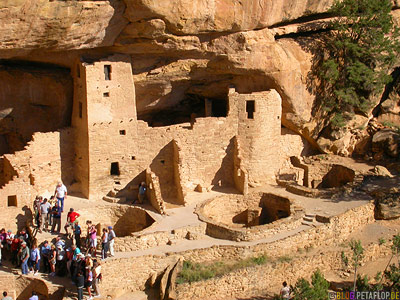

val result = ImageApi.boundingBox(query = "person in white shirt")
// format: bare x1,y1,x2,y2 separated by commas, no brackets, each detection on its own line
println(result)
280,281,291,299
39,199,51,232
54,181,67,213
107,226,116,257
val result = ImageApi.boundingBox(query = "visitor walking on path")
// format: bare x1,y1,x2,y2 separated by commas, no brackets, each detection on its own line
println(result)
54,181,67,212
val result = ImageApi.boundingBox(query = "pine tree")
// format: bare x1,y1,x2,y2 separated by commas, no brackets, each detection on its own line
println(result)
319,0,399,127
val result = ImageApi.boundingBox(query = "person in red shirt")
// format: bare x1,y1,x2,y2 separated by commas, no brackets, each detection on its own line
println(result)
64,208,80,238
11,237,20,266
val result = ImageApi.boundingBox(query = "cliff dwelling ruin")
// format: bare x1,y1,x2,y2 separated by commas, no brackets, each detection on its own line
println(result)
1,1,400,299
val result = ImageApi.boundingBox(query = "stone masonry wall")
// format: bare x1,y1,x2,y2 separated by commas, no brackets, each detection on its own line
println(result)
187,202,375,262
198,192,303,241
84,90,282,202
0,129,74,231
233,88,282,185
74,56,283,201
176,240,392,300
98,203,374,298
86,116,238,201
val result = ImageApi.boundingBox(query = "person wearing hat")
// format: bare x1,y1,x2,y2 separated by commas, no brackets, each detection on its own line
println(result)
20,241,29,275
56,243,66,276
107,226,116,257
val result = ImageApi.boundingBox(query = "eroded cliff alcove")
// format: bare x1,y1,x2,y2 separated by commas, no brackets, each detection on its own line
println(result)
0,61,72,155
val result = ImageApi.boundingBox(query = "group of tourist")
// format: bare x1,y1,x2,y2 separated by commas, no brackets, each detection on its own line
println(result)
0,228,30,268
33,181,68,233
0,181,119,300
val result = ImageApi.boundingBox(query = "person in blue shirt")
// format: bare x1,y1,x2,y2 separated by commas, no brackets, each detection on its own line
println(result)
51,202,62,233
137,182,147,204
74,222,82,249
41,240,51,273
29,243,40,275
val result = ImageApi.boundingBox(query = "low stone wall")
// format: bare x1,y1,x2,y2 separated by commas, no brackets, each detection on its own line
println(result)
100,255,181,299
114,223,206,252
176,239,392,300
77,205,156,237
197,192,304,241
188,202,375,263
98,202,375,298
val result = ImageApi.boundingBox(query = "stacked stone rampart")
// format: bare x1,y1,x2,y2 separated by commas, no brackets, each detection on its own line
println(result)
99,202,375,297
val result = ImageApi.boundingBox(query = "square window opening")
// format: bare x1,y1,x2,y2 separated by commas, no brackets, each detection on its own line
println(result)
119,130,126,135
131,156,136,160
8,195,17,207
110,162,120,176
103,92,110,97
246,100,255,119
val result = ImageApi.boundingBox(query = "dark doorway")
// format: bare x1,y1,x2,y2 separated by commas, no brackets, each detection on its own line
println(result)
246,100,255,119
110,162,120,176
104,65,111,81
212,98,228,117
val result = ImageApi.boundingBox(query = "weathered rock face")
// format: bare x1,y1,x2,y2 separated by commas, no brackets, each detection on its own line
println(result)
372,128,400,158
0,0,127,58
124,0,334,35
372,188,400,220
0,63,73,154
0,0,398,155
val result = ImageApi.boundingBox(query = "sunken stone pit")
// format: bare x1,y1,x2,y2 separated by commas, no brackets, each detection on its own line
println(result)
196,192,303,241
77,205,155,237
